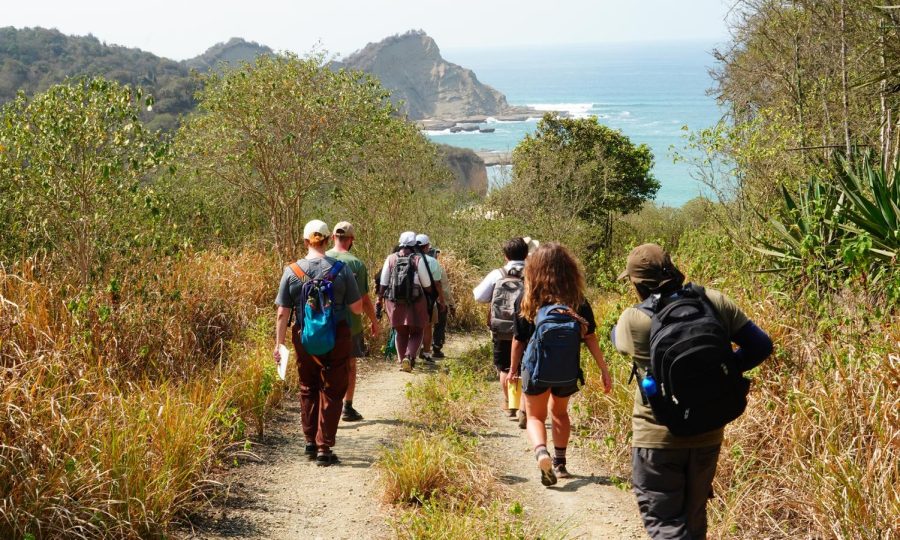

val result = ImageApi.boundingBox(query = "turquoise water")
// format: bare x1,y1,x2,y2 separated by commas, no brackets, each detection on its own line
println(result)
429,41,723,206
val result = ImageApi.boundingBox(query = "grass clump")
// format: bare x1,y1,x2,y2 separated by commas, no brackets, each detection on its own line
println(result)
405,368,490,433
392,499,554,540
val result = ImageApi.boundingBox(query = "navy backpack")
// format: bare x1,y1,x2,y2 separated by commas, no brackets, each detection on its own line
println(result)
522,304,587,386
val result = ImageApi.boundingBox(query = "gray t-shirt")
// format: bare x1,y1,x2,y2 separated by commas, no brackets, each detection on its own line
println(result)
275,257,362,324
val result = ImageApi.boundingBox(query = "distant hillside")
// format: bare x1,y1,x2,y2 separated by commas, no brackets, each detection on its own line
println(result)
337,30,535,122
0,27,269,131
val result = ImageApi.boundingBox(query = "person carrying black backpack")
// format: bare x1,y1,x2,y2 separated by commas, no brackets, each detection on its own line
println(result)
508,242,612,487
612,243,773,540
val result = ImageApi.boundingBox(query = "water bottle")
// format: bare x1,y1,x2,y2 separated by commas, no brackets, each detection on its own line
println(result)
641,374,658,397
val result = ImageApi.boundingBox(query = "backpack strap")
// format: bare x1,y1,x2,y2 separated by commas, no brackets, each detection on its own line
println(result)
289,262,307,280
549,306,589,338
325,260,345,281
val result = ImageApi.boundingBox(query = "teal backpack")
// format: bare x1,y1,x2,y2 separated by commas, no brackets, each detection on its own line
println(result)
289,259,346,356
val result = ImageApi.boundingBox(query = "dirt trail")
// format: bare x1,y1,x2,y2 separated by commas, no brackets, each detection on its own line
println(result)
188,335,643,539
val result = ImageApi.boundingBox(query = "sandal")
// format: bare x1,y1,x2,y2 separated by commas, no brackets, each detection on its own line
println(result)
536,448,557,486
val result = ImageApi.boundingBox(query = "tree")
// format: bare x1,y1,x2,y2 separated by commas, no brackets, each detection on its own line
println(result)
0,77,168,284
504,113,658,249
177,53,403,261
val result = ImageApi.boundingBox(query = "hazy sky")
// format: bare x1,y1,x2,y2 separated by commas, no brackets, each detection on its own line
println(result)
4,0,732,60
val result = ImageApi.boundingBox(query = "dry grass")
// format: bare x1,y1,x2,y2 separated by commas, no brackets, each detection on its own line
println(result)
439,251,485,332
0,250,286,538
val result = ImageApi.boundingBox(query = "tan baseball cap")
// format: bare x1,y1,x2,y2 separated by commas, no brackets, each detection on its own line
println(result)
333,221,355,237
618,243,685,290
303,219,330,240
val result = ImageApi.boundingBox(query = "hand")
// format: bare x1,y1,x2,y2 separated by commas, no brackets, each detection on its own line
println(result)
273,346,282,366
508,367,521,382
601,367,613,394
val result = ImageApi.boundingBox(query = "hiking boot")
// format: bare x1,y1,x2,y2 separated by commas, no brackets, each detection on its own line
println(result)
432,349,445,359
316,451,340,467
400,357,412,372
508,408,518,418
517,409,527,429
342,405,363,422
553,463,572,479
536,448,557,487
304,443,317,460
423,353,435,364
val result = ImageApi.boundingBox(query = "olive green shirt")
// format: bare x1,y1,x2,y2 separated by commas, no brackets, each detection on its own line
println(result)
325,249,369,336
614,288,750,449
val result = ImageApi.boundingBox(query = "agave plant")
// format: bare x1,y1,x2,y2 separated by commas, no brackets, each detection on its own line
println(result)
832,153,899,263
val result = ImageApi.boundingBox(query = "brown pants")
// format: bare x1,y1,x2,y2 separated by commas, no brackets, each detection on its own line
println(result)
292,322,351,450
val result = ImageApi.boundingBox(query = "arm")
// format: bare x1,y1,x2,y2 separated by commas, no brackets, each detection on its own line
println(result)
273,306,291,364
508,339,526,380
583,334,612,393
732,321,773,371
434,279,447,311
362,294,378,335
348,298,364,315
472,270,499,303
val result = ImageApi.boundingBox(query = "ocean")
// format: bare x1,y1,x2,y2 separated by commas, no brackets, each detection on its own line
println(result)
429,41,724,207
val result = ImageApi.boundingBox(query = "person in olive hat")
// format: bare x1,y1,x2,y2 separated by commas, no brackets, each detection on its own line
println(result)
612,243,773,539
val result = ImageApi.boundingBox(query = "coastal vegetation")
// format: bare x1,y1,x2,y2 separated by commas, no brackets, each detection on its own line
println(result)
1,2,898,537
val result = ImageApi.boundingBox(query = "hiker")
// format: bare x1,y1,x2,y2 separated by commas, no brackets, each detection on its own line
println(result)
508,242,613,486
415,233,448,363
273,220,363,467
430,247,454,359
326,221,379,422
473,237,528,424
376,231,434,372
612,243,773,539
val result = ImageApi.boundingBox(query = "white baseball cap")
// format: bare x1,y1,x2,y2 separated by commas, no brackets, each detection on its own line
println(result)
523,236,540,255
398,231,417,247
303,219,330,240
415,233,431,246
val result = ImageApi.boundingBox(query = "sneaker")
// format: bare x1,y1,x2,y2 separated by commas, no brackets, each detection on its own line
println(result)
400,357,412,372
432,349,445,359
304,443,317,460
553,463,572,479
410,356,416,370
536,448,557,486
424,354,435,365
517,409,527,429
316,451,340,467
342,406,363,422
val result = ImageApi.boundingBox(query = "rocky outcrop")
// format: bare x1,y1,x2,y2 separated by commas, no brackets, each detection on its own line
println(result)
437,144,488,196
338,30,539,122
183,38,272,71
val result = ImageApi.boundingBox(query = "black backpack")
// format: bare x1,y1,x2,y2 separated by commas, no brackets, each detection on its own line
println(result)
634,284,750,436
386,252,421,304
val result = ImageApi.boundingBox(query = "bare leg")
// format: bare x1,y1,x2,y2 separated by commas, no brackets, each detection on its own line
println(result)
499,369,509,404
524,390,551,448
422,322,433,355
548,395,571,449
345,357,358,401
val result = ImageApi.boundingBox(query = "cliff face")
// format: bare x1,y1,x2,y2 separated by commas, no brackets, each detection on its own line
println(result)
339,30,509,121
437,144,488,196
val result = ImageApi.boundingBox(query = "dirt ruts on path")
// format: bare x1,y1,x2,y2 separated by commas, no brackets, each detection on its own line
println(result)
187,335,644,539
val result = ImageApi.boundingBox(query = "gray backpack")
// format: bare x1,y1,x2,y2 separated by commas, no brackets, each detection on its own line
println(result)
489,267,524,339
386,252,421,304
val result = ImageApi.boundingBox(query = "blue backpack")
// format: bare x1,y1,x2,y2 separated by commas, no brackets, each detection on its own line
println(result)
289,259,346,356
522,304,587,386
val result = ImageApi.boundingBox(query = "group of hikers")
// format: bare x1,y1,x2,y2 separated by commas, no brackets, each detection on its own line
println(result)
273,219,774,539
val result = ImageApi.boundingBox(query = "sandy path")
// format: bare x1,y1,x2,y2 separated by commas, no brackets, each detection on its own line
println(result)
187,334,644,539
483,400,646,538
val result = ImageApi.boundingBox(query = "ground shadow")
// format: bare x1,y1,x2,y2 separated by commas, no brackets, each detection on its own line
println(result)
549,474,618,492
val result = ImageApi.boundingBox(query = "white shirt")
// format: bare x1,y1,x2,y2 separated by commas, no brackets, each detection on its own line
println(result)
379,252,433,288
472,260,525,303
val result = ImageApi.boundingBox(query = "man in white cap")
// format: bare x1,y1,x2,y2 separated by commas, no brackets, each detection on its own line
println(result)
415,233,448,362
376,232,434,371
326,221,378,422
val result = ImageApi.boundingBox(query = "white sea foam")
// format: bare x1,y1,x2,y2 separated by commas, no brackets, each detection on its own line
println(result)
527,102,595,119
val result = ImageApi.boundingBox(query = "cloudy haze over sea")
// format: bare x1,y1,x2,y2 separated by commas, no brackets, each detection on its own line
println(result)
431,41,724,206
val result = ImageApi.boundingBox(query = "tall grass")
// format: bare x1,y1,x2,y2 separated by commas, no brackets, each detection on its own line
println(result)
0,250,286,538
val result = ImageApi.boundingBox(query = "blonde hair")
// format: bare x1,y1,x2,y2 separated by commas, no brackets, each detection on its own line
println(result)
520,242,586,322
306,232,328,249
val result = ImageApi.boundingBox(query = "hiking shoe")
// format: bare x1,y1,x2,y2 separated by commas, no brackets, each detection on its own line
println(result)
508,408,518,418
432,349,445,359
400,357,412,372
536,449,557,486
342,406,363,422
316,452,340,467
410,356,416,370
553,464,572,479
517,409,527,429
304,443,317,460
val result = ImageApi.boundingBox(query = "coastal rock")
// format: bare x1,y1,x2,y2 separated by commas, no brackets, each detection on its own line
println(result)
437,144,488,196
339,30,535,121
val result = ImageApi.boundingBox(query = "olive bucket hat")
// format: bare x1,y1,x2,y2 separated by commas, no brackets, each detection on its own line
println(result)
617,243,685,291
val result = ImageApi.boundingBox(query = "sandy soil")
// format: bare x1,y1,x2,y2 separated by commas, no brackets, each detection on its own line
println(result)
185,335,645,539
